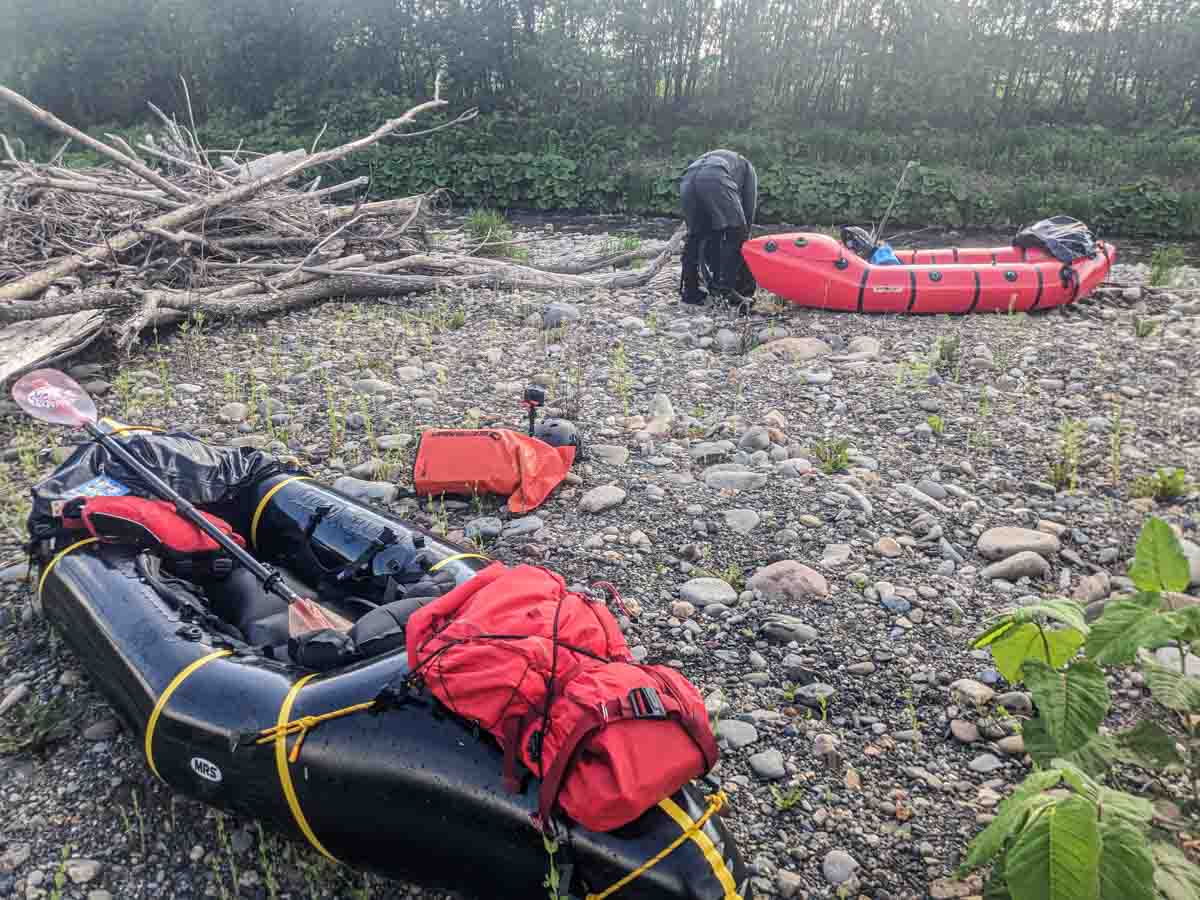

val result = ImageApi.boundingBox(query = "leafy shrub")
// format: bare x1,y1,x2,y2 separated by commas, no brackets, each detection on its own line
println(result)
811,437,850,474
960,517,1200,898
1149,247,1186,287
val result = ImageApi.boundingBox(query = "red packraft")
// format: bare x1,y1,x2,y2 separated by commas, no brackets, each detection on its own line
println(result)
405,563,718,833
411,429,575,514
64,496,246,553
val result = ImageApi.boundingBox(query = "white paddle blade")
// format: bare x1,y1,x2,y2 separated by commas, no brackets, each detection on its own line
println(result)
11,368,97,427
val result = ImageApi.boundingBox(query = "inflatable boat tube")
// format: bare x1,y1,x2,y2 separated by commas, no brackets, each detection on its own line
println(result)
34,458,751,899
741,232,1115,313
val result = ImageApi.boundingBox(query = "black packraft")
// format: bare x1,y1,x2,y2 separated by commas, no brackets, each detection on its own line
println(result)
1013,216,1098,265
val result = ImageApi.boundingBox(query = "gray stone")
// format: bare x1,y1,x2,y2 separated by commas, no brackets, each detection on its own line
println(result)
725,509,760,534
1154,645,1200,676
680,578,738,607
1183,539,1200,587
542,302,581,329
0,683,30,716
649,393,675,422
65,860,102,885
977,526,1061,560
775,871,804,899
748,749,787,780
820,543,852,567
218,402,248,423
749,560,829,604
950,720,980,743
996,692,1034,716
689,441,735,462
0,843,30,873
351,378,399,395
761,614,818,645
332,476,398,504
502,516,544,538
589,444,630,466
82,718,120,741
968,753,1006,774
822,849,860,885
794,683,836,709
579,485,627,513
1072,571,1111,604
464,517,503,540
753,337,832,362
376,433,413,451
982,551,1050,581
738,427,771,452
715,719,760,749
702,465,768,491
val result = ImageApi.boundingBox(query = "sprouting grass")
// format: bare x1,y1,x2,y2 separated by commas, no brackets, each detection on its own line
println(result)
609,341,633,415
810,437,850,474
465,208,523,259
929,333,960,372
1048,418,1085,491
770,784,804,811
1133,315,1158,338
257,823,280,900
926,414,944,436
1148,246,1185,286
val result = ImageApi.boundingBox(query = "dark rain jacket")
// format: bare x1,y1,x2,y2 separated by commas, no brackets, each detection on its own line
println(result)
680,149,758,231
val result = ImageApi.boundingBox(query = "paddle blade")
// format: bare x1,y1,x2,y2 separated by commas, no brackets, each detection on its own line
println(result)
288,598,353,637
12,369,97,427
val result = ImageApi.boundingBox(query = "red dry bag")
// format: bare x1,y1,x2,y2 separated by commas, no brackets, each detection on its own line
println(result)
405,563,718,833
411,429,575,514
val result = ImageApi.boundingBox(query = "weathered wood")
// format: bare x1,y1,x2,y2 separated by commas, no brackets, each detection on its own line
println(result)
0,309,108,387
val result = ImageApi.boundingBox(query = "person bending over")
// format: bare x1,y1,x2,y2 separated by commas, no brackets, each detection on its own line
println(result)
679,149,758,307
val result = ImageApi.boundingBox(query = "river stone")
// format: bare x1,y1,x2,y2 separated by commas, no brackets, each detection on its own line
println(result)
982,551,1050,581
0,684,30,715
702,465,767,491
464,517,503,540
725,509,760,534
761,614,819,645
977,526,1061,560
715,719,759,749
821,543,852,567
968,753,1005,774
649,393,675,422
588,444,630,466
502,516,544,538
690,441,735,461
795,682,836,708
749,560,829,603
579,485,627,513
332,476,398,504
738,427,771,452
1183,539,1200,587
752,337,832,362
218,402,248,423
951,679,996,706
822,849,860,885
376,433,413,451
351,378,399,395
680,578,737,607
65,860,102,885
542,302,581,329
846,336,881,357
748,749,786,780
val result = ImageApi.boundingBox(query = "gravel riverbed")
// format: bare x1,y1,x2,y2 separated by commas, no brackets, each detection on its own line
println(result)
2,225,1198,900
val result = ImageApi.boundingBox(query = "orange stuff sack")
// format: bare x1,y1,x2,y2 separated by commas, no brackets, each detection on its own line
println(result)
412,429,576,514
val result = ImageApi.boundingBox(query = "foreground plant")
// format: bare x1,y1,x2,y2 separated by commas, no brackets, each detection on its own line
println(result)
959,516,1200,898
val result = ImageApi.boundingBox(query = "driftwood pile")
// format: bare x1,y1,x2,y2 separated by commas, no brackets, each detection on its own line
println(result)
0,79,682,388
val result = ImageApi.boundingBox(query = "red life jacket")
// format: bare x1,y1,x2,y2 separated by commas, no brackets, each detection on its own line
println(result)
411,429,575,514
405,562,718,833
64,495,246,553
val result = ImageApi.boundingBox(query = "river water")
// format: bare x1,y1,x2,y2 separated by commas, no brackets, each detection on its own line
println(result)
480,209,1200,266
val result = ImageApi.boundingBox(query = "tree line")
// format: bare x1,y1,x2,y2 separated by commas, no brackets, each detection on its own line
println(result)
1,0,1197,139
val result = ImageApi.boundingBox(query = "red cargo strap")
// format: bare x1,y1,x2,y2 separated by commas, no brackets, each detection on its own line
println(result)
534,689,718,829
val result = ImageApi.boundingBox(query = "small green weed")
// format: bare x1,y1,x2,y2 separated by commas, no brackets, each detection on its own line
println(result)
0,694,74,754
1047,418,1084,491
1133,315,1158,338
1148,245,1185,286
695,560,745,592
770,784,804,811
926,414,944,436
810,437,850,474
1131,466,1192,500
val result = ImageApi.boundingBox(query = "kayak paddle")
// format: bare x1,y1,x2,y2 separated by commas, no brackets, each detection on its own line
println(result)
11,367,349,637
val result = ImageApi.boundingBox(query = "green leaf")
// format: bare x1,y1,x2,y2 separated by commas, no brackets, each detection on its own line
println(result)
974,617,1019,649
1127,518,1191,593
1112,720,1184,771
1097,788,1154,829
1048,758,1102,801
1141,657,1200,711
959,770,1064,871
1097,818,1156,900
1013,599,1090,635
1006,796,1100,900
1050,733,1117,777
991,624,1086,683
1152,842,1200,900
1023,660,1111,756
1085,593,1164,665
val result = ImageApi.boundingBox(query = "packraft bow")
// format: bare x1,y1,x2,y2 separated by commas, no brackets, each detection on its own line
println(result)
26,422,751,900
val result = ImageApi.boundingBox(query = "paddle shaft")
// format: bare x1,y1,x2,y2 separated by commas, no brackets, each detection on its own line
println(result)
81,420,302,605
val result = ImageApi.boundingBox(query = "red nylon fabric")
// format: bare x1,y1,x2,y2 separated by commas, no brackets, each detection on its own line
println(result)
406,562,718,832
412,429,575,514
78,496,246,552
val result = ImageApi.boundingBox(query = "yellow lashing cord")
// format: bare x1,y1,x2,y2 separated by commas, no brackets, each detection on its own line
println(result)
269,674,339,862
144,649,233,779
256,697,377,763
429,552,490,572
37,536,99,602
586,792,734,900
250,475,312,549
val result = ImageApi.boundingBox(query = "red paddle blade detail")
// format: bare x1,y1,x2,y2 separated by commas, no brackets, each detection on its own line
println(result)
12,369,97,427
288,598,353,638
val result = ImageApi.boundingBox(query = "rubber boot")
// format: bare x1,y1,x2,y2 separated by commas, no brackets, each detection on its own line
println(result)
714,227,753,311
680,229,707,305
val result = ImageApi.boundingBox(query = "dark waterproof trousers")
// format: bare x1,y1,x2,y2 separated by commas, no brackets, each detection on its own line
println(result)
679,155,757,303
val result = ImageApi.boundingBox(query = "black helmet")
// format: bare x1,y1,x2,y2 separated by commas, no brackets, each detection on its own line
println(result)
533,418,582,454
